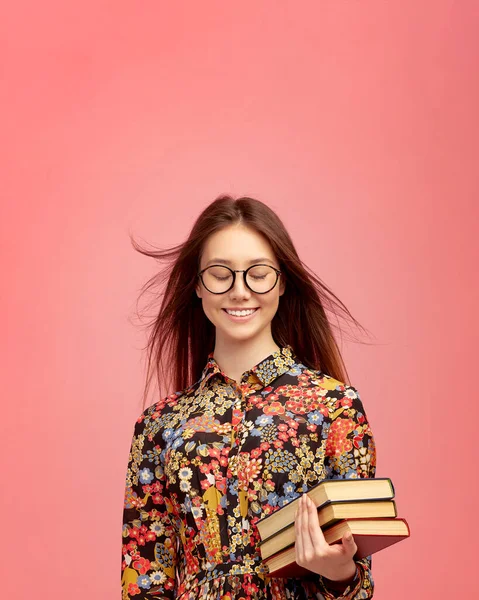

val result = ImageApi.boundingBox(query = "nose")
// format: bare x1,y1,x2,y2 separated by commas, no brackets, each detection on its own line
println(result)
229,273,252,300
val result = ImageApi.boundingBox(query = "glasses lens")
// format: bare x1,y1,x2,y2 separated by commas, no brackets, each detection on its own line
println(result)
202,266,234,293
246,265,277,293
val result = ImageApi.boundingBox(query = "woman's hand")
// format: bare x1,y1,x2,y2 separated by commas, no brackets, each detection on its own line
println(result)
295,494,358,582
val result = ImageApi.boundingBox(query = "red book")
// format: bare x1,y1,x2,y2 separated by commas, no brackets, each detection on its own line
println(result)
264,517,410,578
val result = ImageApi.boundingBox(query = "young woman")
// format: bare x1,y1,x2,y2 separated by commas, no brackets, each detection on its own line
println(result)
121,195,377,600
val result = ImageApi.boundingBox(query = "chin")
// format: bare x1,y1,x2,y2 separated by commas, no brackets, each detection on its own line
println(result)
223,328,259,341
221,325,263,342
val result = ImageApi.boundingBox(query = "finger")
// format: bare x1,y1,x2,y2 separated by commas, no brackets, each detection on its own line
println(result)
300,495,315,559
294,495,304,561
305,495,328,551
342,530,358,558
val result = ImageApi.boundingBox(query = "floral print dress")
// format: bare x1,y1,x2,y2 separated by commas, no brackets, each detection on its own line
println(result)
121,345,377,600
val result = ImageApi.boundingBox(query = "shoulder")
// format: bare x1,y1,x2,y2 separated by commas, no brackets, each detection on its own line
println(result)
297,365,367,415
296,363,357,395
131,382,198,440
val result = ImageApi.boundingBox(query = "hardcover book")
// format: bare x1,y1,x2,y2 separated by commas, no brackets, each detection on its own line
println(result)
264,517,410,578
259,500,397,560
257,477,395,542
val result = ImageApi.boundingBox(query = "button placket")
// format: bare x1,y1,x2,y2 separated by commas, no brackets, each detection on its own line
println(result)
223,382,247,554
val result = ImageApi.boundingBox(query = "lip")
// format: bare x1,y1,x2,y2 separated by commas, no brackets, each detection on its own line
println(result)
222,307,259,322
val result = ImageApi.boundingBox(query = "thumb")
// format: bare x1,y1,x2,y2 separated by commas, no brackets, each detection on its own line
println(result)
343,530,356,551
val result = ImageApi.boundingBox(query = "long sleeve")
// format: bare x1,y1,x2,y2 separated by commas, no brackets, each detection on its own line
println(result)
316,385,377,600
121,412,178,600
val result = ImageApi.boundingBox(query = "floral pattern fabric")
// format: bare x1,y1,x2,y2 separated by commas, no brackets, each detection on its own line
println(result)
121,345,377,600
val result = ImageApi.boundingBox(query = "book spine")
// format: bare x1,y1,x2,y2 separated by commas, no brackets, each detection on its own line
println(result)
389,478,395,498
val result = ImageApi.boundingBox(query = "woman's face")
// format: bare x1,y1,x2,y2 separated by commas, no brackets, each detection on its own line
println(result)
196,224,285,346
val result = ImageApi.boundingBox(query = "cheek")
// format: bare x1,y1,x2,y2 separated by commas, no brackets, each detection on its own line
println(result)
261,293,280,312
201,296,222,319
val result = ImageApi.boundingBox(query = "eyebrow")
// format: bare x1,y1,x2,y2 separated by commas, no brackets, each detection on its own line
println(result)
205,257,275,267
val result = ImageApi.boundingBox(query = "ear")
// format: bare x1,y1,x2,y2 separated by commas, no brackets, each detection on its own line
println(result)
279,277,285,296
196,282,202,298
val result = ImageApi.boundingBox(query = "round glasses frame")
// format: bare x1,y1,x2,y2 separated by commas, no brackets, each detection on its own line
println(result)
197,264,282,295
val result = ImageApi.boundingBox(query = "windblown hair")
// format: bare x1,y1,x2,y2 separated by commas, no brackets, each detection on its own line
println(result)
130,195,373,410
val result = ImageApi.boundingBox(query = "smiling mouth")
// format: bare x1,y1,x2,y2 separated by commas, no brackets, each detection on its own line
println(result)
222,308,259,317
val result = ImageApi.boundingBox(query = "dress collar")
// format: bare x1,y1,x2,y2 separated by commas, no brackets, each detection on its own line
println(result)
198,344,297,390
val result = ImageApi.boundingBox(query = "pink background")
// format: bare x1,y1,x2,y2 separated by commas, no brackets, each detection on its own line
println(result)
1,1,477,598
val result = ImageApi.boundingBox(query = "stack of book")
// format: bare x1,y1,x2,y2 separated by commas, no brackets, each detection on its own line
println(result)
257,477,410,577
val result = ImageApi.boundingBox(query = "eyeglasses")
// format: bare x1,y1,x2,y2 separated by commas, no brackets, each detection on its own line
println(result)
197,264,282,294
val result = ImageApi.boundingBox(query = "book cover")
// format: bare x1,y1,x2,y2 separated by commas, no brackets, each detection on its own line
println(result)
257,477,395,542
264,517,410,578
259,500,398,560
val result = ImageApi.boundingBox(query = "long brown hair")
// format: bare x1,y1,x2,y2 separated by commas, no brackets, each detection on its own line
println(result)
130,195,374,410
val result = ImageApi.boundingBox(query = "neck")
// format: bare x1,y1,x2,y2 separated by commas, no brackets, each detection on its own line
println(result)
213,334,281,384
